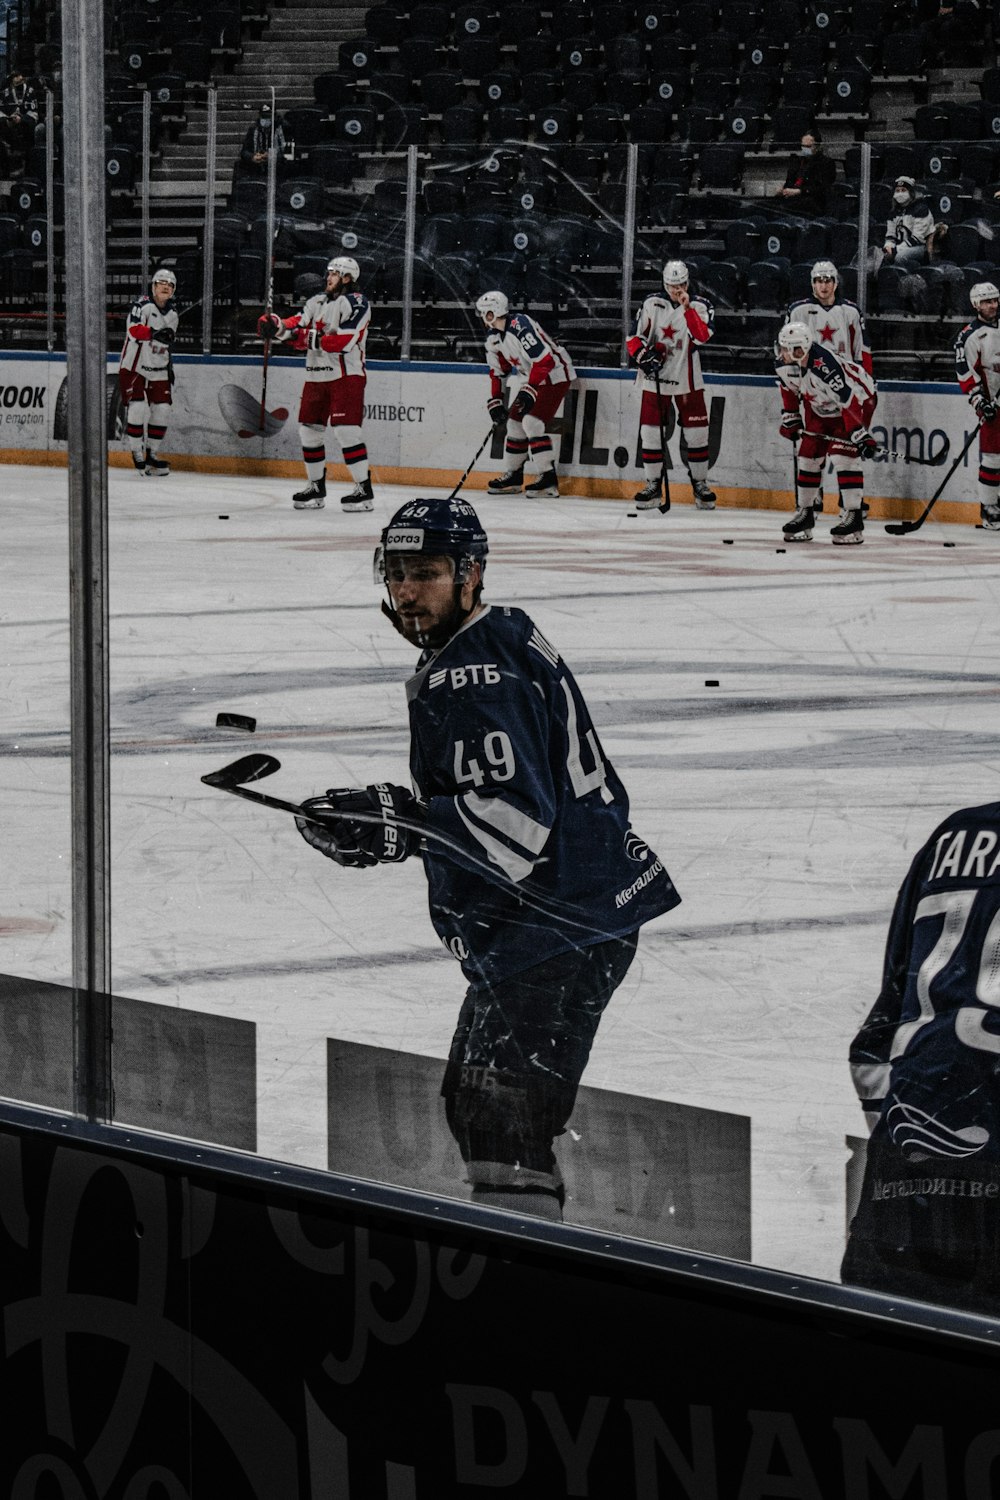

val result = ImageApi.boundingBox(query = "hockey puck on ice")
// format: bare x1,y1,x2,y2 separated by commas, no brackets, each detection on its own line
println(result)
218,514,229,520
776,547,786,553
943,541,956,547
704,680,719,687
627,510,638,517
216,713,257,732
723,538,734,544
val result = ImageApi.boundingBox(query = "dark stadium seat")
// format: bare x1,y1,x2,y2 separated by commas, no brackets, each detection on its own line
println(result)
699,143,744,190
335,105,377,144
279,176,324,217
230,174,267,217
982,104,1000,144
457,35,503,77
737,68,781,111
339,39,375,76
630,104,670,143
202,4,242,50
843,142,884,181
120,39,156,78
958,143,999,187
418,212,462,257
159,8,201,45
535,106,577,143
105,145,136,192
723,104,764,146
759,0,804,40
9,178,43,219
649,71,689,112
440,105,483,143
580,104,624,146
521,70,562,112
383,103,430,146
634,2,675,34
911,104,949,142
691,69,736,113
365,5,402,43
759,220,797,259
457,211,504,255
559,35,596,71
807,4,845,35
697,259,743,309
879,143,919,183
422,176,464,215
829,221,862,265
940,101,981,140
833,32,879,72
785,34,827,70
455,4,499,38
606,35,646,73
944,222,983,265
368,70,412,107
918,145,959,183
793,220,832,262
408,4,451,38
147,73,186,111
676,106,716,145
770,106,814,149
421,70,466,114
397,36,442,78
0,214,21,254
283,108,328,151
725,220,763,260
478,252,526,298
310,144,356,187
550,0,593,37
505,2,543,34
170,40,213,85
313,74,355,115
431,250,477,301
746,256,790,309
788,261,815,300
478,69,519,107
825,67,870,115
827,182,860,220
883,29,925,76
487,103,528,139
23,215,47,256
928,180,975,225
782,69,824,112
213,213,247,253
563,69,603,113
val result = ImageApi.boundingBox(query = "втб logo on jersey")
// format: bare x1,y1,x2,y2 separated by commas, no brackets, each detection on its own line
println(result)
429,663,500,690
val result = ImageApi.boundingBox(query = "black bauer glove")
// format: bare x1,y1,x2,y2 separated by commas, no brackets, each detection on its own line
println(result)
847,426,878,460
779,411,803,442
487,395,508,429
508,384,537,423
636,344,662,378
257,311,282,341
973,392,997,423
156,326,176,346
296,784,424,868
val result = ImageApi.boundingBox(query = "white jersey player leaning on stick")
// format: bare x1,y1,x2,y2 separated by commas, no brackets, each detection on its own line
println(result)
118,267,179,477
626,260,717,512
955,280,1000,532
476,291,575,499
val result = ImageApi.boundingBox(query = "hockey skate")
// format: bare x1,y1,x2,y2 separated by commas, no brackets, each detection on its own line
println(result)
341,477,374,512
830,508,864,545
782,507,815,542
487,468,525,495
131,452,147,474
692,479,716,510
144,451,170,477
981,503,1000,530
525,467,559,498
293,477,326,510
633,478,662,511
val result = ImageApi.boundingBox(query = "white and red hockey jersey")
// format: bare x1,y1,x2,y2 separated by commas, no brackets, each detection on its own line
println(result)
118,292,178,377
626,292,714,396
776,341,876,429
955,317,1000,405
277,289,370,382
784,295,872,374
485,312,575,399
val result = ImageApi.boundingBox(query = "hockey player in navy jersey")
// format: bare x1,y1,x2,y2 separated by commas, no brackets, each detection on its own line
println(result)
775,319,878,545
842,798,1000,1314
295,497,680,1221
118,268,179,476
955,280,1000,531
475,290,575,498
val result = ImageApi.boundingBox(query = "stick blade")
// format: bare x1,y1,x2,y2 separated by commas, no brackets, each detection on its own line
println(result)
884,522,917,535
201,753,281,788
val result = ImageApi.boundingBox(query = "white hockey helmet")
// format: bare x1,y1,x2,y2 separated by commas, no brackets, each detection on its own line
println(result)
662,260,689,288
777,320,812,355
151,267,176,289
810,259,838,285
970,281,1000,308
327,255,360,282
476,289,509,323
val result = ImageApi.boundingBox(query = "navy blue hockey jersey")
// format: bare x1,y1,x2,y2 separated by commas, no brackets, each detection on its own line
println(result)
850,800,1000,1166
406,605,680,986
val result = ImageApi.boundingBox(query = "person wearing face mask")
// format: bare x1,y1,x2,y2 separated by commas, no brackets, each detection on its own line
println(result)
237,101,287,181
883,176,936,268
774,131,836,217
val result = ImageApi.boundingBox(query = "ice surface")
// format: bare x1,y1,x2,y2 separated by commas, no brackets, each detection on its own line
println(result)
3,461,1000,1284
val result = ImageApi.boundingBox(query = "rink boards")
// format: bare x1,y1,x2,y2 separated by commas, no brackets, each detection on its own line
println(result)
0,351,982,523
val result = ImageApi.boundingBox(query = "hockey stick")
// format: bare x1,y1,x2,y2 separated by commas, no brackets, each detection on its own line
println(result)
448,427,494,500
654,371,671,514
201,753,323,821
884,425,979,535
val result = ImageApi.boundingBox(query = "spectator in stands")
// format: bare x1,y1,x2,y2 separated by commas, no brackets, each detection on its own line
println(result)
920,0,983,64
237,101,287,181
883,176,936,268
0,68,38,176
774,131,836,217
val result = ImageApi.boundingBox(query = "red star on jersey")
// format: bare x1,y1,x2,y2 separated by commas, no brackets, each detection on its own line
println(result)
660,327,677,348
818,321,837,344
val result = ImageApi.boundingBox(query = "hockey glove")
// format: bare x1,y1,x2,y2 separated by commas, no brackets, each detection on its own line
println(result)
973,393,997,423
847,426,878,460
779,411,803,442
156,326,176,346
508,385,538,423
257,312,282,341
304,323,328,351
296,784,424,867
487,396,508,429
636,344,663,378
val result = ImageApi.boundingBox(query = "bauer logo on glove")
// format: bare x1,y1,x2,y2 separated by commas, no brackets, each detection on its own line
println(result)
508,385,537,422
296,784,424,867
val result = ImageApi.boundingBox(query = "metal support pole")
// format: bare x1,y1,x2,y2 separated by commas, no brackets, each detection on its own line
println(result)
263,86,277,311
45,86,55,351
62,0,112,1120
620,142,639,367
202,86,218,353
400,143,418,361
856,140,872,320
140,89,151,284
